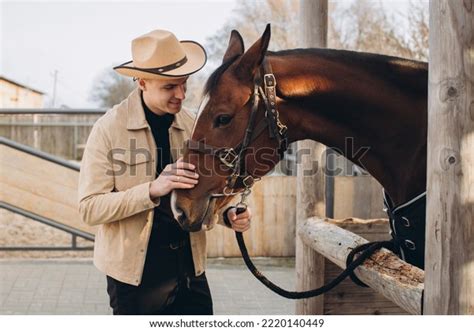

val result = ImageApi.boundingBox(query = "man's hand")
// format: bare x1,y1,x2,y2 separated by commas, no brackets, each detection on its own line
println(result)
149,157,199,200
226,207,252,232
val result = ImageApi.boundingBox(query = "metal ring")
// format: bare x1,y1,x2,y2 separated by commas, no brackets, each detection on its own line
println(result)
223,186,234,196
401,217,410,227
404,240,416,251
236,202,248,210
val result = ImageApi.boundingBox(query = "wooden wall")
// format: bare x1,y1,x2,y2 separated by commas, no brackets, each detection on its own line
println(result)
207,175,386,257
0,141,388,258
207,176,297,257
0,78,44,108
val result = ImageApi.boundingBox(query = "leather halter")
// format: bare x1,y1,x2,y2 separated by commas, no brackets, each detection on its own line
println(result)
185,58,288,206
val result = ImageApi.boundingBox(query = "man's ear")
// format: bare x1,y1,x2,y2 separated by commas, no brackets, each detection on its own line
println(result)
235,24,271,82
222,30,245,64
137,78,146,91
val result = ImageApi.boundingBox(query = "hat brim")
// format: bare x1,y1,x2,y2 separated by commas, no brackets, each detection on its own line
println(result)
114,41,207,79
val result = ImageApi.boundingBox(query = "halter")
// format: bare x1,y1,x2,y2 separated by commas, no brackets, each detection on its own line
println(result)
185,58,288,208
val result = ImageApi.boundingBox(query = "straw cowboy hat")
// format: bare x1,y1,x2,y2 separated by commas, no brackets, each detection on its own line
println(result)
114,29,207,79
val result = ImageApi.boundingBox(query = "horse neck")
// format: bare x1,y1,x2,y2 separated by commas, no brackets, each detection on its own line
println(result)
269,50,428,205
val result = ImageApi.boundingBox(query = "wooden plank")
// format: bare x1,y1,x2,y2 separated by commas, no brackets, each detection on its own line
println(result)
0,145,78,189
323,262,406,314
334,176,386,219
299,217,424,315
425,1,474,314
0,144,95,235
324,304,407,315
2,163,78,209
2,182,95,235
206,176,296,257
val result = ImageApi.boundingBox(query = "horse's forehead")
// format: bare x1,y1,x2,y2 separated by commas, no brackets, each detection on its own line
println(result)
191,73,247,136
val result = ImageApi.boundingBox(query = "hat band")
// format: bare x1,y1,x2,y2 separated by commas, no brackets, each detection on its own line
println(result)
135,56,188,74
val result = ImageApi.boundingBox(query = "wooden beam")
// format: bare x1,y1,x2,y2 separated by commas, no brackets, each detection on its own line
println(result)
425,1,474,314
296,0,328,315
299,217,424,315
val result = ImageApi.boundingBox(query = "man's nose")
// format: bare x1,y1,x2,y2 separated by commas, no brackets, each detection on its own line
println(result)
175,84,186,100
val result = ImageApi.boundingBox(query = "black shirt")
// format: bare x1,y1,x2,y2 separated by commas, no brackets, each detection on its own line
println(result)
141,94,193,285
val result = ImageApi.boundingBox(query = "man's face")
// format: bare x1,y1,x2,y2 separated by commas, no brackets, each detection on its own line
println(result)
140,76,189,115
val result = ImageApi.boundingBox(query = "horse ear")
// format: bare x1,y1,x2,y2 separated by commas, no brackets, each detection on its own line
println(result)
235,24,271,81
222,30,245,63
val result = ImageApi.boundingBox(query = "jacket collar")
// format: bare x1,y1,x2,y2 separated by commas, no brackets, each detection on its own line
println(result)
126,88,185,131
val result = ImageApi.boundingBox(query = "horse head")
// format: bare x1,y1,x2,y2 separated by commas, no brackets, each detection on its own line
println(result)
172,25,285,232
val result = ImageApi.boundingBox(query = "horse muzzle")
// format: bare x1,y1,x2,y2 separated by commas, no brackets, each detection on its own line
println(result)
171,191,216,232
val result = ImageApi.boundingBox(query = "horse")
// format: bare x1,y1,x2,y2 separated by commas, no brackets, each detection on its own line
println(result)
171,25,428,269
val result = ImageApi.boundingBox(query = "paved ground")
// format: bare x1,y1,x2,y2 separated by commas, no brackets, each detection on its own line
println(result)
0,258,295,315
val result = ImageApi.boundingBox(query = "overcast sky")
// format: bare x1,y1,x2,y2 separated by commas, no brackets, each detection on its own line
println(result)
1,0,422,109
1,0,236,108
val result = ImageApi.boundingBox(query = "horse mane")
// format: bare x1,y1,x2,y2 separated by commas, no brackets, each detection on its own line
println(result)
268,48,428,96
204,55,240,96
204,48,428,98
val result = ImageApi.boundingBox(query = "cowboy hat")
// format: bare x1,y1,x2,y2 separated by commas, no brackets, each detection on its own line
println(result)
114,29,207,79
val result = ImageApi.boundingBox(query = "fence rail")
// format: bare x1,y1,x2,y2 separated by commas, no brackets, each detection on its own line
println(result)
0,109,106,115
298,217,424,314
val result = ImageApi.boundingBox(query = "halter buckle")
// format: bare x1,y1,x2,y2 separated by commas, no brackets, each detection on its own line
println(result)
219,148,238,168
264,73,276,88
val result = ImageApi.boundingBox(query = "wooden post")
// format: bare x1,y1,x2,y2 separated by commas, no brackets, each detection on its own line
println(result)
296,0,328,315
424,0,474,314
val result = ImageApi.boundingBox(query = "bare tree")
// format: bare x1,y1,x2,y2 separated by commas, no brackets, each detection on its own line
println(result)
205,0,300,66
89,68,136,108
329,0,428,61
201,0,429,175
205,0,428,64
406,0,429,61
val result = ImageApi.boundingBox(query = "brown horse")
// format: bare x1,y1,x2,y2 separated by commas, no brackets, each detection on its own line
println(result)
171,25,427,267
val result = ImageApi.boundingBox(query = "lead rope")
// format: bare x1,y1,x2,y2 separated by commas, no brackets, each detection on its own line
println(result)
234,208,394,298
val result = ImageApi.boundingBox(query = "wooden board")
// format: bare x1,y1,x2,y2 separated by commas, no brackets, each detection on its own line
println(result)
0,144,95,235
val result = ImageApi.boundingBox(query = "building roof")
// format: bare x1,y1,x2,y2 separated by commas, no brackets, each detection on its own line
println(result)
0,75,45,95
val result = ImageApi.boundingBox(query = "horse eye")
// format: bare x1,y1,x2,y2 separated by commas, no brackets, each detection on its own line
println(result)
215,114,233,127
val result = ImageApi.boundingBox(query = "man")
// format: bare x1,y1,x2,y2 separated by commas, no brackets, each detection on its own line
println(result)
78,29,251,315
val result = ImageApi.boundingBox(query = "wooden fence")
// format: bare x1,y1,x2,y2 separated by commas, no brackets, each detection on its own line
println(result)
208,175,386,257
0,113,100,160
0,138,388,258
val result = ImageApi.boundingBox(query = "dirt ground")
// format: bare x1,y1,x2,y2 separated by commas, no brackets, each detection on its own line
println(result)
0,209,93,259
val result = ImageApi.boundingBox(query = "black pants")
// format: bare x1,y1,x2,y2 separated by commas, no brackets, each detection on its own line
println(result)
106,272,213,315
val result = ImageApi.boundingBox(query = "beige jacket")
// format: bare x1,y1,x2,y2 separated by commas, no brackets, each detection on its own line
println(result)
78,88,226,286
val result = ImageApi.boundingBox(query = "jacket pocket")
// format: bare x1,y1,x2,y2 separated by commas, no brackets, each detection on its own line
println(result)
112,150,153,191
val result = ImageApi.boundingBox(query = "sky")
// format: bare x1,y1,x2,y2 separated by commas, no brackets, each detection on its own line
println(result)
1,0,237,108
1,0,421,109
